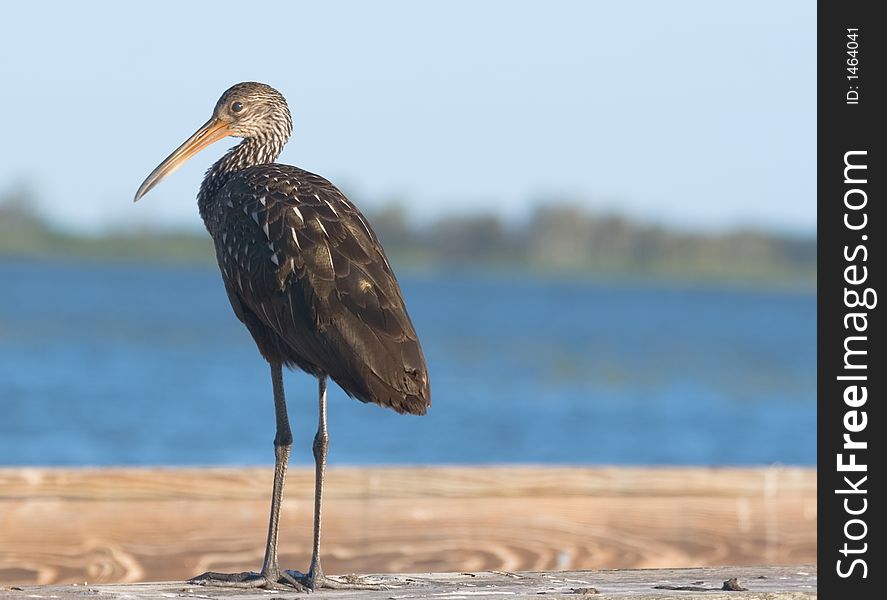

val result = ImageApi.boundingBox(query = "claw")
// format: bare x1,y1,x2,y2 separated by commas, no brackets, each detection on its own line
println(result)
295,572,392,591
279,570,311,591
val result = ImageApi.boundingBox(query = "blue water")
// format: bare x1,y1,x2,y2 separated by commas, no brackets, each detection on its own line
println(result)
0,260,815,466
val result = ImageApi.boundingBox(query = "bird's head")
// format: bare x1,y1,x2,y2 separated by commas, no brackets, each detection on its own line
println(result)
134,82,293,202
212,82,293,141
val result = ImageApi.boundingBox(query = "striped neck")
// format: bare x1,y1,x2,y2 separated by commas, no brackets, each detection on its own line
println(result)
214,136,284,175
200,136,285,198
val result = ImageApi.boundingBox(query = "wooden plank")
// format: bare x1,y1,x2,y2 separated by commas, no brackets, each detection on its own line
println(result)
0,467,815,585
0,465,815,499
0,565,818,599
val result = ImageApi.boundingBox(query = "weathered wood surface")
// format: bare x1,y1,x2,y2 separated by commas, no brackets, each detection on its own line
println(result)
0,566,818,599
0,467,815,585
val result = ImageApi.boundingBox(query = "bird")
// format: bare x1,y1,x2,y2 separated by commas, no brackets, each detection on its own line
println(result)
134,82,430,591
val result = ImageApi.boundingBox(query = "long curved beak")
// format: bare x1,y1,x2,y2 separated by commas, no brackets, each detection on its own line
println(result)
134,117,230,202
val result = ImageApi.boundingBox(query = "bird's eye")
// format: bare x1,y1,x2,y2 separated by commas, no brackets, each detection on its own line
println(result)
231,101,243,113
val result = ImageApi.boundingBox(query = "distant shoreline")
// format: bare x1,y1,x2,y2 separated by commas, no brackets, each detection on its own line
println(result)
0,201,815,290
0,247,815,293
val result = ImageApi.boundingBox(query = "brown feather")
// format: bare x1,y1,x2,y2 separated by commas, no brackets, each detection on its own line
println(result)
204,164,430,415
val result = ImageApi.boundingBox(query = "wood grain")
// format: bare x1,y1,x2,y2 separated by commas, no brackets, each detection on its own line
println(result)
0,565,818,599
0,466,816,585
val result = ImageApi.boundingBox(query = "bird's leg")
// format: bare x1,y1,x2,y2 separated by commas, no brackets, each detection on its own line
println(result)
294,376,387,591
260,360,298,581
307,375,329,585
189,361,307,592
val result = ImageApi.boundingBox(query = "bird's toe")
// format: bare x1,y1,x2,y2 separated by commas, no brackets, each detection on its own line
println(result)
188,570,309,592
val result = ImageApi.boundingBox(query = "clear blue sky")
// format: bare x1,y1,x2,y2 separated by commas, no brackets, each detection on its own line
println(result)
0,1,814,233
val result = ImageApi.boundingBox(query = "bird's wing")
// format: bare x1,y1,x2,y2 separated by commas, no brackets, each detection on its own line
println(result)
213,164,429,415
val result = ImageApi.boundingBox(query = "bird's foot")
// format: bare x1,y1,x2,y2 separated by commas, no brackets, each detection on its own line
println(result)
295,570,392,591
188,570,309,592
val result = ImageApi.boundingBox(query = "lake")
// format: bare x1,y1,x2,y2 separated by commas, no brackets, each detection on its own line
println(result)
0,260,815,466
